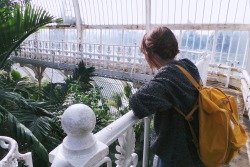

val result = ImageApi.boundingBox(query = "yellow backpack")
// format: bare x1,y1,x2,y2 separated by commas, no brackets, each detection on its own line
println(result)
175,65,248,167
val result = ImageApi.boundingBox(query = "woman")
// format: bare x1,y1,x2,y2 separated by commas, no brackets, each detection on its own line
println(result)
129,26,204,167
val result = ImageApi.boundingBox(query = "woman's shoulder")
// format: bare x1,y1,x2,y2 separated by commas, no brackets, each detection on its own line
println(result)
158,58,196,73
172,58,196,67
155,58,200,81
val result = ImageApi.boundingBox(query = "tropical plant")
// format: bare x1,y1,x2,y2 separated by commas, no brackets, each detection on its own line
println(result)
11,69,22,80
123,81,132,98
0,2,62,68
0,2,62,166
105,82,133,115
72,60,95,91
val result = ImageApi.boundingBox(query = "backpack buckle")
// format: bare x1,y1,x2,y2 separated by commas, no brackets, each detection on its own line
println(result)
185,115,194,122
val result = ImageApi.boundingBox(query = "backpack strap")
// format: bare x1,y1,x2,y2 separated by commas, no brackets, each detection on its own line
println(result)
174,105,199,149
175,65,202,90
174,64,202,149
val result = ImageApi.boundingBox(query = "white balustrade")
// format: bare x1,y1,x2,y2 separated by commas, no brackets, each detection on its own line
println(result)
0,136,33,167
49,104,140,167
50,104,109,167
13,40,211,83
241,70,250,118
193,54,211,86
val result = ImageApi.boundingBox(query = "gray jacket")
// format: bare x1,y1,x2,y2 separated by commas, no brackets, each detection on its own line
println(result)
129,58,204,167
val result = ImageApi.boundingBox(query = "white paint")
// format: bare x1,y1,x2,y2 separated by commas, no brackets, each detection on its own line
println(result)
0,136,33,167
50,104,109,167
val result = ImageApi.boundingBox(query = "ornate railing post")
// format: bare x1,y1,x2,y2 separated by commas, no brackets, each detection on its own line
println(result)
95,111,139,167
0,136,33,167
50,104,109,167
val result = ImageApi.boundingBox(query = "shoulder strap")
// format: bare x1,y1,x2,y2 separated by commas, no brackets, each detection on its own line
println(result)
175,65,202,90
174,64,202,150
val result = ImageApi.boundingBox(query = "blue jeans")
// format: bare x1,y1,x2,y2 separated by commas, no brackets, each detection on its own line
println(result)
157,158,168,167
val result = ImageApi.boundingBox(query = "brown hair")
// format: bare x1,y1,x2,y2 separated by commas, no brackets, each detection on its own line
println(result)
140,26,179,66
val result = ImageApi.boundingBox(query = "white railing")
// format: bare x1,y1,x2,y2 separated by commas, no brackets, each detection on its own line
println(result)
241,70,250,118
0,136,33,167
16,39,248,87
208,64,242,88
14,40,209,83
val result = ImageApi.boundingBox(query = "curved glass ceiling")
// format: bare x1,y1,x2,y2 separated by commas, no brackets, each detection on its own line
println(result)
30,0,250,25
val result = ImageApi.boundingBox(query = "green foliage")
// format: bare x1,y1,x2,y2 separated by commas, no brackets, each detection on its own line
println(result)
123,82,132,98
11,69,22,80
64,83,115,133
107,92,123,110
0,72,39,99
0,3,62,69
105,82,133,116
72,61,95,91
0,75,64,166
0,96,49,165
0,2,63,166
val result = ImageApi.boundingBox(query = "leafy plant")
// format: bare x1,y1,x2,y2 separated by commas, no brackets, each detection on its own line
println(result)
123,82,132,98
107,92,123,110
11,69,22,80
0,2,62,166
0,3,62,68
72,61,95,91
63,83,115,133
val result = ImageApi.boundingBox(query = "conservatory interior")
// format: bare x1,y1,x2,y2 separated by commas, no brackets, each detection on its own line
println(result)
1,0,250,166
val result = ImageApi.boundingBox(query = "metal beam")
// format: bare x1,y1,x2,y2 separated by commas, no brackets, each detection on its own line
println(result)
46,24,250,31
11,56,153,83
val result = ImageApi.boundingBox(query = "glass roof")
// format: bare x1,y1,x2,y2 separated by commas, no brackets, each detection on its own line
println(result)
30,0,250,25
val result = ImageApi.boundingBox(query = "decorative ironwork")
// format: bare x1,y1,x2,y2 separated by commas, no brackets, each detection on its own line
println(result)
72,44,76,51
127,47,132,56
88,45,92,53
57,43,61,49
79,44,83,52
51,42,54,49
106,46,111,54
0,136,33,167
64,43,68,50
115,127,138,167
117,46,122,54
97,45,102,53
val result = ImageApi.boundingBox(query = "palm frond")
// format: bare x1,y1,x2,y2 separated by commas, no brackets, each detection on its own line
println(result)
0,89,30,108
0,3,63,68
41,134,62,152
0,105,49,163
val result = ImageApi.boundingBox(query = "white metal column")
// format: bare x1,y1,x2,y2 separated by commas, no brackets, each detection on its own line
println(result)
72,0,82,44
245,31,250,73
143,2,151,167
145,0,151,32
